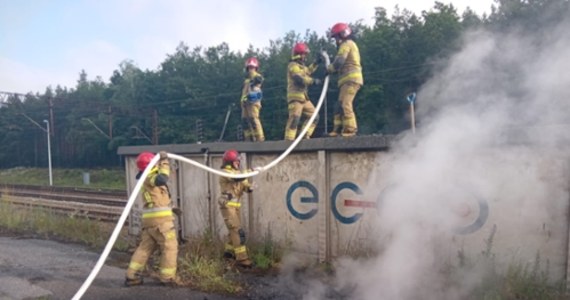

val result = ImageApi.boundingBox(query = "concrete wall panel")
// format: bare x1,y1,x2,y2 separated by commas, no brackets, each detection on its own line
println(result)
125,156,142,235
250,153,322,257
328,152,385,258
178,155,211,237
446,149,570,280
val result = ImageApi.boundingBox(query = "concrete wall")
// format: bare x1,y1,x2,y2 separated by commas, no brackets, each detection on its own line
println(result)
118,136,570,280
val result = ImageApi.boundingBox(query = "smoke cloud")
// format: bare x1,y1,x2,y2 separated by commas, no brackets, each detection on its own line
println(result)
304,10,570,300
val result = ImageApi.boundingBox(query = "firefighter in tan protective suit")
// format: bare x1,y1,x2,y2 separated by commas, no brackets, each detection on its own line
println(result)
327,22,364,137
284,42,322,141
218,149,254,268
241,57,265,142
125,151,183,287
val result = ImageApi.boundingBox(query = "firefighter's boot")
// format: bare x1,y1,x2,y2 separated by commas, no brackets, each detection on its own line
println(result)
160,276,186,287
236,258,254,269
328,115,342,137
341,127,357,137
234,245,253,268
124,276,144,287
223,243,235,260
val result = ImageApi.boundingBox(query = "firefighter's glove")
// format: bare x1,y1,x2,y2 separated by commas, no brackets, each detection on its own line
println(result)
252,166,263,172
159,151,168,160
312,78,322,86
172,207,182,216
247,182,258,193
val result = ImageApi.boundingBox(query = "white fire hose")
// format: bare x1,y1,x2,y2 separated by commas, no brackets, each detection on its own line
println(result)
72,52,330,299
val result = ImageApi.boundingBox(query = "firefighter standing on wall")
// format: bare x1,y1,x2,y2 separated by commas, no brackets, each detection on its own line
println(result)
218,149,255,268
326,22,364,137
241,57,265,142
125,151,183,287
284,42,322,141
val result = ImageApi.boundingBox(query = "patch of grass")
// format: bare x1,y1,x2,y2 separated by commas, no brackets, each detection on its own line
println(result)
466,256,567,300
174,228,287,294
499,256,560,300
0,167,126,190
179,255,243,294
0,199,130,251
450,225,568,300
252,252,272,269
249,226,286,270
176,230,243,294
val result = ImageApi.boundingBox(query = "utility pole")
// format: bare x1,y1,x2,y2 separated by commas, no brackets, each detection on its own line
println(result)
406,93,417,134
43,120,53,186
48,96,54,137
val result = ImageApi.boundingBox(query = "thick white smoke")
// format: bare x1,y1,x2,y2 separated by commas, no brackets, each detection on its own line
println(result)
305,11,570,300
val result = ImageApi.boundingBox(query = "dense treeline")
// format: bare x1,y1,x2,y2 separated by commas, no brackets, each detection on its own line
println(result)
1,0,568,168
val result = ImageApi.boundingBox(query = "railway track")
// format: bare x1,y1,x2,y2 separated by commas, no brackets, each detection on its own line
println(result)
0,184,129,223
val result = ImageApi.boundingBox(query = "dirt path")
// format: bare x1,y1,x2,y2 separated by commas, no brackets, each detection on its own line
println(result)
0,236,243,300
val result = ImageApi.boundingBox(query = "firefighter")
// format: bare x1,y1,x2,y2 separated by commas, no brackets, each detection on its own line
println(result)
326,22,363,137
241,57,265,142
218,149,255,268
125,151,183,287
284,42,322,141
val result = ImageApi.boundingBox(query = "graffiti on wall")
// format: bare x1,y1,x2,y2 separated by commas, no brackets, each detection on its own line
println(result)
286,180,489,235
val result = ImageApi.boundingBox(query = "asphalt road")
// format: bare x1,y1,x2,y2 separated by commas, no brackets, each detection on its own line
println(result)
0,237,242,300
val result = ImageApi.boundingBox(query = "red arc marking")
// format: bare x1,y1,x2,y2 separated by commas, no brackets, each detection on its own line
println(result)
344,199,376,208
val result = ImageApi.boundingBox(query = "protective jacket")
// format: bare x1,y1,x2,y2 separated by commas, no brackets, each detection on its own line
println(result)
327,39,363,87
287,61,318,103
219,165,253,204
241,70,264,103
141,158,174,228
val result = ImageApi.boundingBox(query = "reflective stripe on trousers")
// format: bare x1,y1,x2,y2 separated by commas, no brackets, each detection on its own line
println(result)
142,207,173,219
226,201,241,208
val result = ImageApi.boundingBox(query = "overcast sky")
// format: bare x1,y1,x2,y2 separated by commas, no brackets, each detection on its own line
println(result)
0,0,494,94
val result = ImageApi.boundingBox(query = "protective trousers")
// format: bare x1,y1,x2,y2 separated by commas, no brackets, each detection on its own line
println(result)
241,101,265,142
126,222,178,282
284,100,318,141
330,82,361,136
219,203,250,262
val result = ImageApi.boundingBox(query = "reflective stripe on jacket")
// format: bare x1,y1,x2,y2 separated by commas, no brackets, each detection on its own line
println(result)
327,40,363,87
141,158,174,227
